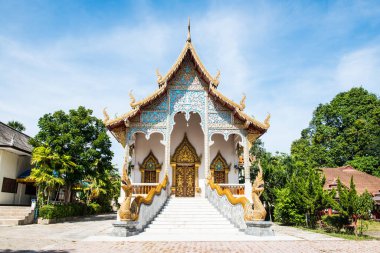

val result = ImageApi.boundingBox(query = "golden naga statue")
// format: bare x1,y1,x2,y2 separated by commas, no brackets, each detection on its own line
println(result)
244,158,267,221
119,164,135,221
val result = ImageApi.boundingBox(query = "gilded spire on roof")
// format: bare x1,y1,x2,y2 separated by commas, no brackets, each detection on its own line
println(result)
103,107,110,124
156,68,163,84
240,93,246,110
264,113,271,127
187,17,191,42
129,90,136,109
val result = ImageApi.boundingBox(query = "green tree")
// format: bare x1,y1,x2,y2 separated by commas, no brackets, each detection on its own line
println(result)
291,87,380,176
29,146,75,205
30,106,114,202
7,120,26,132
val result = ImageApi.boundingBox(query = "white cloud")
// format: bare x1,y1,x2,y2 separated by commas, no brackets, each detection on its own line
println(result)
335,46,380,91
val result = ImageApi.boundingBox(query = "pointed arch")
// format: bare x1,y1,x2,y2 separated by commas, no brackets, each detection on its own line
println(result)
210,151,231,184
139,151,162,183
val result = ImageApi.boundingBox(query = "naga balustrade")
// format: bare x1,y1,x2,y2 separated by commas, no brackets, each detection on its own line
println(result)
218,184,245,196
205,177,255,230
132,183,159,196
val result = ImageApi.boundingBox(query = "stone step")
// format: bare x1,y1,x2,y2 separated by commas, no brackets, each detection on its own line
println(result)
151,220,232,225
157,214,223,218
153,217,227,221
0,219,23,226
148,224,235,229
0,211,32,215
0,216,27,220
144,228,239,234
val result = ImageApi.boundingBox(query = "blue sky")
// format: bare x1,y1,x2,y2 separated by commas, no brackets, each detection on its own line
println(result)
1,0,379,167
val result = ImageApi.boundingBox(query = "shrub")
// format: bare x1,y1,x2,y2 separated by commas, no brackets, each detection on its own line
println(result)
39,202,107,219
322,215,349,233
87,203,101,215
39,203,87,219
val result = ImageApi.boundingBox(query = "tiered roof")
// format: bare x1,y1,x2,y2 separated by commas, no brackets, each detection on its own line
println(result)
104,22,270,145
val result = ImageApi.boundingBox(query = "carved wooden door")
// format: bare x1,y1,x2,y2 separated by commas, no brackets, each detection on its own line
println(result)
214,171,225,184
144,171,156,183
176,166,195,197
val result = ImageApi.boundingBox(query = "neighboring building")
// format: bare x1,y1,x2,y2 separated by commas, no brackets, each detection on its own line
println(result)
322,166,380,195
103,23,270,199
0,122,35,205
322,165,380,218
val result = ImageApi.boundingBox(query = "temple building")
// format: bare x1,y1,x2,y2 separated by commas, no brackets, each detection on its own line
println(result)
103,22,270,199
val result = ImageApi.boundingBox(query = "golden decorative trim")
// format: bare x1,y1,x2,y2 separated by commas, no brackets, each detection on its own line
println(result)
112,126,126,147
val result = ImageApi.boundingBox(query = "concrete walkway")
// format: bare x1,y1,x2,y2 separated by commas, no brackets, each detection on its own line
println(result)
0,213,378,252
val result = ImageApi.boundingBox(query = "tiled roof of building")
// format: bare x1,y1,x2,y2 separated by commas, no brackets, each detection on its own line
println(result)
322,165,380,195
0,122,32,154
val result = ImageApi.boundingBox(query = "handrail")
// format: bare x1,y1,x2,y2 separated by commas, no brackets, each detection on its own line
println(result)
207,177,254,222
130,174,169,221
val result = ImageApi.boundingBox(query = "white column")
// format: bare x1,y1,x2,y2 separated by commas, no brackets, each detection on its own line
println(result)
201,94,209,197
243,136,252,200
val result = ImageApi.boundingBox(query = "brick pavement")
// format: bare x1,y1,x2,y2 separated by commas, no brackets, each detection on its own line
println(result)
0,214,379,253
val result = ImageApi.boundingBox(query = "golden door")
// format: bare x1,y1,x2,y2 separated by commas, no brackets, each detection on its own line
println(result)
214,171,225,184
176,166,195,197
144,171,156,183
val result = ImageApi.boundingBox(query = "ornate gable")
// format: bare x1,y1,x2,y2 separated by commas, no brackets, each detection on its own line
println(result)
171,134,201,164
139,151,162,171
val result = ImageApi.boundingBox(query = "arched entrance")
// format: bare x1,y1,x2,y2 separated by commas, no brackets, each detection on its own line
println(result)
171,134,201,197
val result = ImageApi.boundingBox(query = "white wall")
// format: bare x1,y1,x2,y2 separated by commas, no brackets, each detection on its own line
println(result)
210,134,239,184
132,133,165,183
0,150,32,205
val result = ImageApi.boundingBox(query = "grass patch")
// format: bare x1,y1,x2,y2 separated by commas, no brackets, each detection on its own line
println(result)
297,226,379,241
365,220,380,232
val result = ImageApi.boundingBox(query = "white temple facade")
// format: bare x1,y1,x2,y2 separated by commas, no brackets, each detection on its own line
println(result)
104,23,270,199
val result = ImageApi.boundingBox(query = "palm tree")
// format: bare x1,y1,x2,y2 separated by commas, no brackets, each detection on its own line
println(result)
28,146,76,205
7,121,26,132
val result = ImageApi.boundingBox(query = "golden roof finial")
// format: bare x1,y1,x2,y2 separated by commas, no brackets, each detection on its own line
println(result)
240,93,246,110
264,113,271,127
129,90,136,108
156,68,163,83
187,17,191,42
103,107,110,124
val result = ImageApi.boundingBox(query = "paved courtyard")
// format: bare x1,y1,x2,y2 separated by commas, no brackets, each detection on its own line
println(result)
0,214,379,253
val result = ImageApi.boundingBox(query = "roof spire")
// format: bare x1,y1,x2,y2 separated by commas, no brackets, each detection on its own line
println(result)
187,17,191,42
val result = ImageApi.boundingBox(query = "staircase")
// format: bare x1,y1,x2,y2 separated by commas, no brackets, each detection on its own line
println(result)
141,197,245,240
0,206,34,226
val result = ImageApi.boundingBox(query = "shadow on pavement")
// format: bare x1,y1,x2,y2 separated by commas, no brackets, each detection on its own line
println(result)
65,213,117,223
1,250,69,253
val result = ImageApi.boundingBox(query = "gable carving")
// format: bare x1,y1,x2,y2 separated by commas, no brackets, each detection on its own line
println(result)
139,151,162,171
210,151,231,172
171,134,201,164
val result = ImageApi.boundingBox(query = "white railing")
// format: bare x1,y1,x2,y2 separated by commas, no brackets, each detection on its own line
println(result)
132,183,159,195
218,184,245,196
